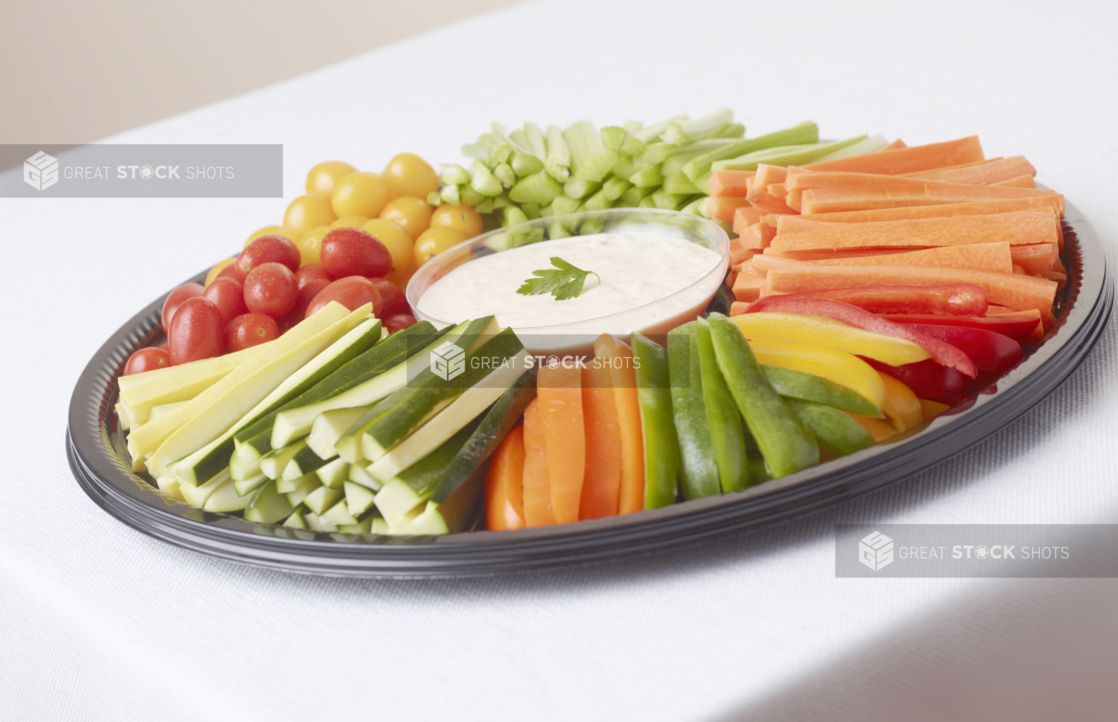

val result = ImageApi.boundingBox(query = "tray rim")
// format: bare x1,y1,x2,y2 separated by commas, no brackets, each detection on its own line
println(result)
67,200,1113,578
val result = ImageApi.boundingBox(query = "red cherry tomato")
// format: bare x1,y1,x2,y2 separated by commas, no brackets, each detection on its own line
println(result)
225,313,280,352
202,276,248,325
370,277,409,317
384,314,417,334
158,341,169,351
243,262,297,318
279,277,332,331
168,297,224,365
320,228,392,279
305,276,383,318
236,235,301,280
295,264,334,290
214,263,241,284
123,347,171,375
161,283,205,332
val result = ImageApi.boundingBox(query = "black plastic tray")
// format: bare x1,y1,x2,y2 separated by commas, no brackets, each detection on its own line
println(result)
68,203,1112,577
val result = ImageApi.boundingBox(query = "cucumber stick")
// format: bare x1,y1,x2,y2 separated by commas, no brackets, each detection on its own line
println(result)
244,480,295,524
234,320,442,462
708,314,819,478
631,333,681,509
374,419,482,524
666,324,720,501
361,327,525,463
283,441,333,481
277,471,318,496
307,405,375,461
271,317,495,450
344,480,377,517
695,319,749,492
171,316,382,486
260,439,308,480
203,477,253,513
315,457,349,488
787,400,874,458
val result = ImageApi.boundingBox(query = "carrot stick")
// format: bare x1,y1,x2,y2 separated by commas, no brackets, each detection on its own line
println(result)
730,301,748,315
796,196,1062,224
772,212,1059,252
707,196,753,223
1010,243,1058,275
752,243,1014,276
521,399,556,527
732,205,765,235
753,164,788,191
580,363,622,520
992,174,1037,188
898,158,1002,177
593,334,645,515
732,272,765,302
728,238,759,266
800,183,1064,217
882,139,907,150
708,170,756,198
804,136,984,174
785,169,1054,212
769,182,787,199
906,156,1036,185
537,364,585,525
763,264,1058,314
739,223,766,250
485,425,527,531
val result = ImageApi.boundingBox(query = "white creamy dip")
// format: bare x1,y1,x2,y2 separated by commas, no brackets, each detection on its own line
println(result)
416,233,724,335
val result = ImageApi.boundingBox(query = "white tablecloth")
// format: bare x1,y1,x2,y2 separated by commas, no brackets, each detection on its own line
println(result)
3,1,1117,720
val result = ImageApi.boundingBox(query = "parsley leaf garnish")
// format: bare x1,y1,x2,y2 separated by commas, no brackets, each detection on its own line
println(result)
516,257,601,301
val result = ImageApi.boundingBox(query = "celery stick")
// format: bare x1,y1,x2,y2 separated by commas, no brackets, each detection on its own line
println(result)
582,188,612,212
623,120,643,134
651,189,687,210
579,218,606,236
680,196,711,216
546,221,571,239
633,115,688,144
812,134,888,163
491,196,510,209
661,140,736,177
628,165,663,188
619,136,646,156
491,122,532,155
551,196,581,216
523,122,548,159
474,198,496,214
663,173,701,195
661,108,733,145
707,135,869,174
611,155,637,181
439,164,470,186
509,128,530,152
511,152,544,177
538,204,554,218
682,120,819,182
460,185,482,207
509,171,562,205
621,185,654,206
638,195,658,208
637,142,672,166
438,185,460,205
545,125,571,182
502,205,528,227
601,126,629,152
494,163,516,189
563,121,618,182
427,191,442,206
601,176,631,202
563,177,600,199
521,202,540,219
462,133,503,164
469,161,503,197
719,123,746,139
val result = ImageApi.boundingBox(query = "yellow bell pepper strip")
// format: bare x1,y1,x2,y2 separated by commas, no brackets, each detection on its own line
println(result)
746,338,887,412
708,314,819,479
877,372,923,432
843,411,899,443
731,312,930,366
919,399,951,422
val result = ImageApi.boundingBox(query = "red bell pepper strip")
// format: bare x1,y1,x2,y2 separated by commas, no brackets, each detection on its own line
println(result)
901,324,1023,372
745,296,978,378
877,312,1041,342
787,284,988,316
864,358,968,399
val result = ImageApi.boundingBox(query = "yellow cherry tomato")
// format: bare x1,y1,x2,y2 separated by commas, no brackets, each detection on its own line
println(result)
306,160,357,196
386,266,413,292
332,172,392,218
331,215,371,229
204,257,237,286
245,225,283,248
429,204,484,240
414,226,465,267
298,226,332,267
380,196,433,241
383,153,439,200
284,194,336,236
362,218,414,276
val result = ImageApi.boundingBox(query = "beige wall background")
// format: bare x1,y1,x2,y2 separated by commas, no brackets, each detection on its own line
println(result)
0,0,521,170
